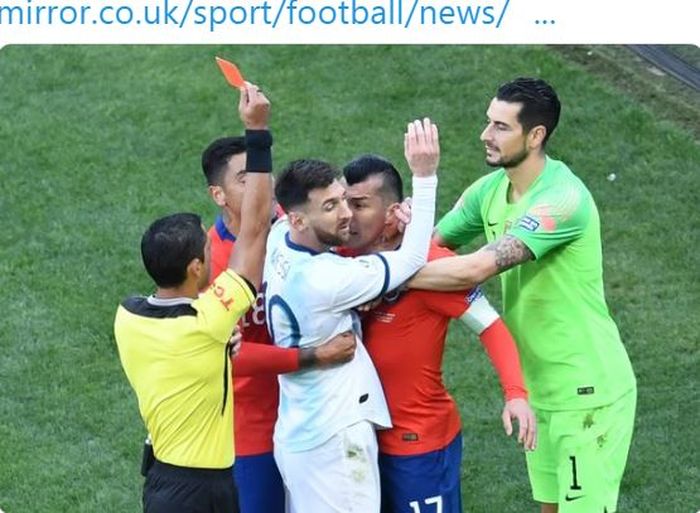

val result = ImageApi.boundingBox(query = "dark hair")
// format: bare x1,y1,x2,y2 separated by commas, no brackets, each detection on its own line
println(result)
201,136,246,186
275,159,340,212
343,154,404,203
496,77,561,147
140,213,206,288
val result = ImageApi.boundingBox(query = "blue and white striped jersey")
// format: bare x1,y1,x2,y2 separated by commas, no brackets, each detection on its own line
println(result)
263,220,392,452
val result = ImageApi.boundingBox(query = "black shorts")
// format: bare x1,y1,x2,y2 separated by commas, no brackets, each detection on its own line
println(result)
143,460,240,513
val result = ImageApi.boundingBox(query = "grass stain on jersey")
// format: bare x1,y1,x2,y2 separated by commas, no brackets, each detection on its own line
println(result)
346,444,367,461
346,443,368,483
597,434,608,448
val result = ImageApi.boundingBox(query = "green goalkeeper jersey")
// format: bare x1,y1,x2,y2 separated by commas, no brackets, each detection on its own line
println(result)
437,157,635,410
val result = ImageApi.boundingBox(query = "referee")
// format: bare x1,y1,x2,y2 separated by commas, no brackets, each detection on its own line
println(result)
114,83,273,513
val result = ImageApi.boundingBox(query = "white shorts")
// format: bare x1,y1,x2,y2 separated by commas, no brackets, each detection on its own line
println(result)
274,420,380,513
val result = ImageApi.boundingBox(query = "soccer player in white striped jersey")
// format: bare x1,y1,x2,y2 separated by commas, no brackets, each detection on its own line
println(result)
263,118,440,512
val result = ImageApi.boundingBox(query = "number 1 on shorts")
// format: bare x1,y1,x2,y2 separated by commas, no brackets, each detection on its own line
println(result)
569,455,582,491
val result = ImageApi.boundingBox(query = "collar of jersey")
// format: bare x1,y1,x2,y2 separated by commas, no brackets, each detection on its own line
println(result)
285,232,320,255
147,295,195,306
215,215,237,242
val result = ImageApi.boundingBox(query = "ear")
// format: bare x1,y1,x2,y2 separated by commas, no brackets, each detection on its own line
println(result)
208,185,226,208
383,202,401,237
288,211,307,232
528,125,547,150
385,202,401,225
185,258,203,285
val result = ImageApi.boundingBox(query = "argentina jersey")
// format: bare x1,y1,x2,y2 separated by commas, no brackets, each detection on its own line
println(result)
263,220,391,452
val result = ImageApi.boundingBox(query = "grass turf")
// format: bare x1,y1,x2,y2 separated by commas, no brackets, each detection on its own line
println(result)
0,45,698,512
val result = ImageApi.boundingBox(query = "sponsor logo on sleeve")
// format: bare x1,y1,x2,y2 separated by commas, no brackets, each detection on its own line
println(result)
517,215,541,232
466,286,484,304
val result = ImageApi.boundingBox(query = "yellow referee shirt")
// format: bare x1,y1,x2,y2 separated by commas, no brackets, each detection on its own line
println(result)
114,270,255,469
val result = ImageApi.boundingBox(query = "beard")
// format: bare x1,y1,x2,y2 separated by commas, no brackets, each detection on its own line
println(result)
486,144,529,169
313,224,349,247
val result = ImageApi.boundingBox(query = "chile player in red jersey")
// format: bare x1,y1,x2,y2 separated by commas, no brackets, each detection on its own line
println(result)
342,155,536,513
201,136,356,513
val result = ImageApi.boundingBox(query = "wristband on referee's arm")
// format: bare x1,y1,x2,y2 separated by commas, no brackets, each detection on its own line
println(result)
245,129,273,173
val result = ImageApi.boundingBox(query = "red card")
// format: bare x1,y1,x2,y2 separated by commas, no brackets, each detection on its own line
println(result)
215,57,245,89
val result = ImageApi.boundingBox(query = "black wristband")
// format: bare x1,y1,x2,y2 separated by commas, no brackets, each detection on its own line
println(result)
298,347,318,370
245,129,273,173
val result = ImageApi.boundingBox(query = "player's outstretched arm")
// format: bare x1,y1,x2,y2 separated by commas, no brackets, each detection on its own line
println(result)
233,332,356,376
228,82,273,289
306,331,357,369
374,118,439,292
408,234,534,292
326,119,439,312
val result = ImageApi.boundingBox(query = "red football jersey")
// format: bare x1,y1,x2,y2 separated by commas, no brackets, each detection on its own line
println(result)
362,243,473,456
208,216,280,456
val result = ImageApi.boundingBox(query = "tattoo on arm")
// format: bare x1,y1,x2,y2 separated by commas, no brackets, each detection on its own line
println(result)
484,235,534,272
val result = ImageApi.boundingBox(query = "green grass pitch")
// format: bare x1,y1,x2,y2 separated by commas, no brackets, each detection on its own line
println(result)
0,45,698,512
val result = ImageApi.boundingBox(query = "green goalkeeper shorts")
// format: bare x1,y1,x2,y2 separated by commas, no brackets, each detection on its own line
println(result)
525,388,636,513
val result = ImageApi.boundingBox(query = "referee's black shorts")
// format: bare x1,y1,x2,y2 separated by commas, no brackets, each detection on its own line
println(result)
143,460,240,513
